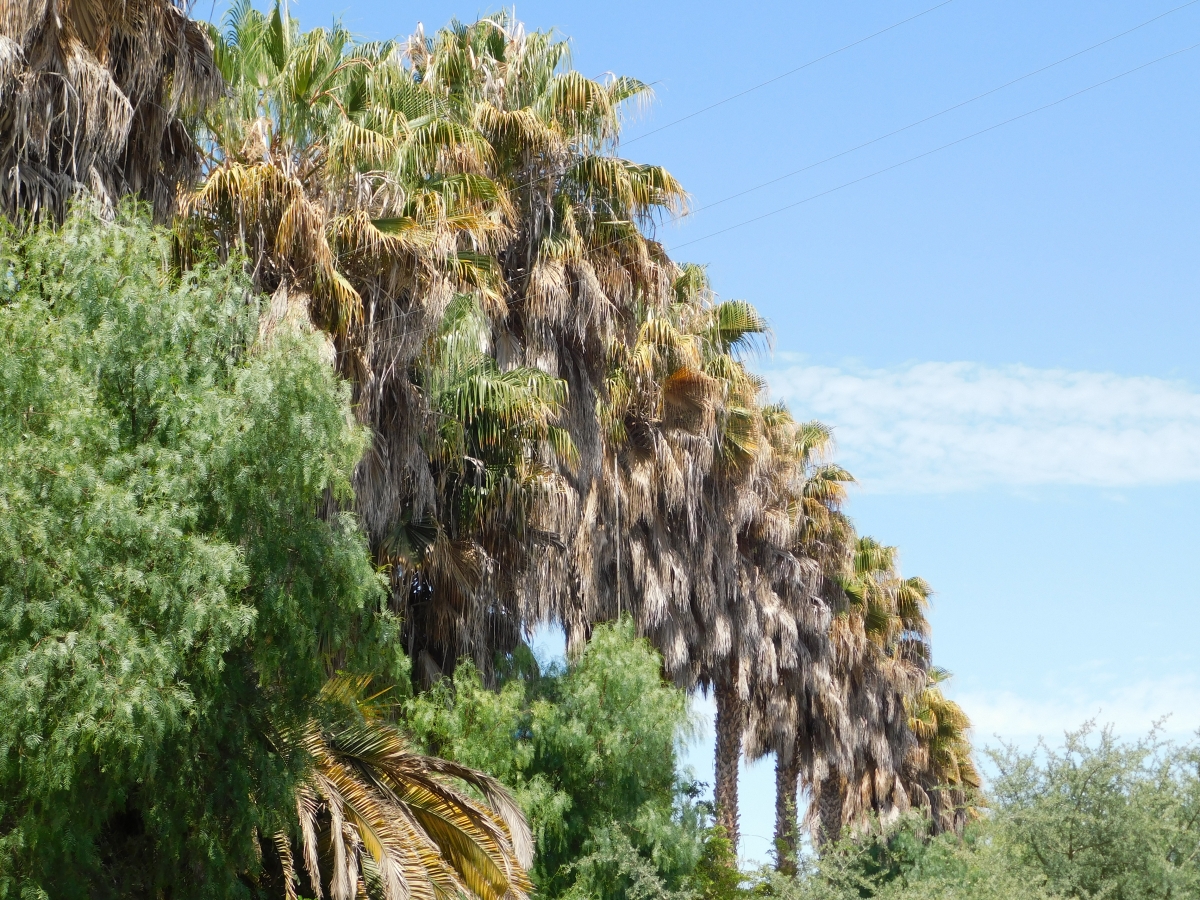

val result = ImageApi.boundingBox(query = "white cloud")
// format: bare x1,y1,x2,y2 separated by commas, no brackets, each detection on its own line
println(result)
955,671,1200,747
764,361,1200,492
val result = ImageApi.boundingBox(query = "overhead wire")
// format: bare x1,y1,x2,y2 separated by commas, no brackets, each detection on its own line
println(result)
366,37,1200,334
621,0,961,147
680,0,1200,220
499,0,1197,236
667,40,1200,252
498,2,959,199
351,9,1200,330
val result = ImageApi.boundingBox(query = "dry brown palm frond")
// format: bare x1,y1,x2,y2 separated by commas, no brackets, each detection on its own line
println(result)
0,0,220,222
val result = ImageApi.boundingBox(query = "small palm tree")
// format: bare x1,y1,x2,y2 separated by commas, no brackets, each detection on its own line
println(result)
279,675,533,900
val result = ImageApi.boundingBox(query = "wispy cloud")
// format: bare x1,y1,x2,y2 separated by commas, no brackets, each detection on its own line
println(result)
957,671,1200,747
764,361,1200,491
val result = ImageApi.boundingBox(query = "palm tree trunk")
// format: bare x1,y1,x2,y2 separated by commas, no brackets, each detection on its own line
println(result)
773,750,800,874
713,675,742,846
816,775,844,851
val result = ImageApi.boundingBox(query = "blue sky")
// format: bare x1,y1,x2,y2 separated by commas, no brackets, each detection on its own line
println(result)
233,0,1200,863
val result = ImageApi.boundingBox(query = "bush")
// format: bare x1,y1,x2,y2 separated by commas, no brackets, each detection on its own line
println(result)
989,724,1200,900
758,725,1200,900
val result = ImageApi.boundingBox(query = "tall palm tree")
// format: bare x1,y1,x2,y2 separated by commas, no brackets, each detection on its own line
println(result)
591,261,784,841
0,0,220,220
596,262,840,844
277,675,533,900
805,539,932,849
408,15,688,652
744,422,855,871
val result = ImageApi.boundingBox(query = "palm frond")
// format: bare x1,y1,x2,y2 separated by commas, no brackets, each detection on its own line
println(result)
285,676,533,900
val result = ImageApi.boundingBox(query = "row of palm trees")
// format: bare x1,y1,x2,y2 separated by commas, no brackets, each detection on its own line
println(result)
0,0,980,888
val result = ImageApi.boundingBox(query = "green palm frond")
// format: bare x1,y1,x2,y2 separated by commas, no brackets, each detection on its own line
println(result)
672,262,711,304
706,299,770,356
606,75,652,107
286,675,534,900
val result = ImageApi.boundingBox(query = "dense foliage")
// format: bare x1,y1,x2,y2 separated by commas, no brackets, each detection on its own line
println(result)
766,726,1200,900
0,210,535,900
404,623,708,900
0,209,387,896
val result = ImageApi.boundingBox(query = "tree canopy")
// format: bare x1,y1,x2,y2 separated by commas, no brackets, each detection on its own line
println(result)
0,207,526,899
17,2,1181,898
405,622,707,900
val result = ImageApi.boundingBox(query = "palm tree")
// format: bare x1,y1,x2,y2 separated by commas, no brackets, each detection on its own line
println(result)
409,15,688,651
687,303,772,845
0,0,220,220
590,261,781,842
597,263,841,844
805,539,932,849
744,421,855,871
277,675,533,900
903,667,981,835
183,5,568,683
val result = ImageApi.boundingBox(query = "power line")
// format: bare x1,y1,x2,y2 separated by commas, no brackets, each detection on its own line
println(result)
500,1,960,200
622,0,961,147
326,22,1200,333
363,40,1197,335
682,0,1200,220
668,40,1200,253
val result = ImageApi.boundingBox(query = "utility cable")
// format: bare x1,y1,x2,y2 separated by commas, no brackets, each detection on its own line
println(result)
682,0,1200,220
367,39,1199,335
623,0,961,147
504,1,1196,223
668,40,1200,252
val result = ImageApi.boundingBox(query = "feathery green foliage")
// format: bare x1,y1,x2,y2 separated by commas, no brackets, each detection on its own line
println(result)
989,725,1200,899
758,726,1200,900
405,622,711,900
0,206,387,898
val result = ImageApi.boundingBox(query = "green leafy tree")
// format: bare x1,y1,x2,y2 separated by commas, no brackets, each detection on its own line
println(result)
752,726,1200,900
405,622,711,900
754,816,1053,900
989,725,1200,899
0,207,382,898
